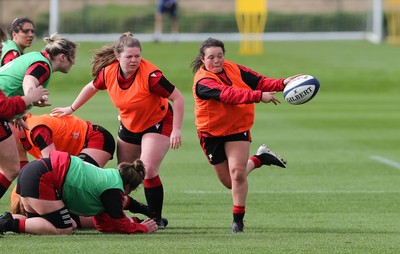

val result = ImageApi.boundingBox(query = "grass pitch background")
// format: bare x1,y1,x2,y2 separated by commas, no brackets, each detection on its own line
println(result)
0,40,399,253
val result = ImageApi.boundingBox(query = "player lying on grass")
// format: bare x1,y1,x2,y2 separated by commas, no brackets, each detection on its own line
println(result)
0,151,158,234
8,113,164,228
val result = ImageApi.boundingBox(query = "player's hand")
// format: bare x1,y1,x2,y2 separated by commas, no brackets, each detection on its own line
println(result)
13,117,29,130
23,86,49,106
283,74,303,86
261,92,281,105
32,101,52,107
140,218,158,233
51,106,74,117
170,129,182,149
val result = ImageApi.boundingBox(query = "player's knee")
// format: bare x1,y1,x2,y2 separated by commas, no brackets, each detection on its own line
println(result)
230,168,246,183
42,207,73,232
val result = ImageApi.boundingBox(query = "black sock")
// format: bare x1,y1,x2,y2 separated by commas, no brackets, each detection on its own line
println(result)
144,185,164,219
10,219,20,233
0,186,6,200
0,173,11,200
233,213,244,223
127,197,151,217
69,213,82,229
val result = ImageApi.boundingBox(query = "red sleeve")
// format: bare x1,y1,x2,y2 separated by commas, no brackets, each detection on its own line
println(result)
25,62,51,85
92,69,107,90
1,50,20,66
30,125,53,150
196,78,262,104
149,71,175,98
93,212,148,234
0,90,26,119
237,64,285,92
92,189,148,234
257,76,285,92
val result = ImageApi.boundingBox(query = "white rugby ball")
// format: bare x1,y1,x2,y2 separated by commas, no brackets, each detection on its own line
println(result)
283,75,320,105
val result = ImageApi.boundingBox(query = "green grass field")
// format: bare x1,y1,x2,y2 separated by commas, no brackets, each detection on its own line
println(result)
1,39,399,253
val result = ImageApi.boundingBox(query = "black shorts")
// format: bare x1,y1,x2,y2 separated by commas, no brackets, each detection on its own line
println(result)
118,104,173,145
17,158,61,200
85,123,115,159
157,1,177,17
198,130,252,165
0,119,12,141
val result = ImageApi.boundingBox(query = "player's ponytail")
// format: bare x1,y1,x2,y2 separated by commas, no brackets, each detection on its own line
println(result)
91,32,142,77
43,33,78,61
118,159,146,191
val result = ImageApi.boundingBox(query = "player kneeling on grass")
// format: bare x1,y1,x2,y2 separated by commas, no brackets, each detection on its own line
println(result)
0,151,158,235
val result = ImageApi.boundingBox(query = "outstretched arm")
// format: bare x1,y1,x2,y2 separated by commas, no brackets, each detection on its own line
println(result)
94,189,158,234
51,81,99,116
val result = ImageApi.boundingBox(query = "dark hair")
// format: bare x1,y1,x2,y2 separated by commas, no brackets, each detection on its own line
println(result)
11,17,34,34
0,27,7,42
190,37,225,73
43,33,78,61
118,159,146,190
91,32,141,77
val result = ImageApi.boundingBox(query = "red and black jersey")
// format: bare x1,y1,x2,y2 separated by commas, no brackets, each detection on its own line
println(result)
193,60,285,137
1,50,20,66
22,114,88,158
93,60,172,133
25,52,51,83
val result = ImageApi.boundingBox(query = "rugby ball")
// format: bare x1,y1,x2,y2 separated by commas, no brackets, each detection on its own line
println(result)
283,75,320,105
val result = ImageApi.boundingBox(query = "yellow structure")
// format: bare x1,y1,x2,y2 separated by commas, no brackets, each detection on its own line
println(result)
385,0,400,44
235,0,267,55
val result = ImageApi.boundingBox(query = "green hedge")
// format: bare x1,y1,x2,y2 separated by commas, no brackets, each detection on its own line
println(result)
34,4,367,35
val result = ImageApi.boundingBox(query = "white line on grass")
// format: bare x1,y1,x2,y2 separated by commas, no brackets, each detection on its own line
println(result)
183,190,400,194
370,155,400,170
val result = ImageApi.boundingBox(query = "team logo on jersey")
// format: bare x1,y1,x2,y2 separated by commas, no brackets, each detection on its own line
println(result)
3,121,10,130
155,123,161,129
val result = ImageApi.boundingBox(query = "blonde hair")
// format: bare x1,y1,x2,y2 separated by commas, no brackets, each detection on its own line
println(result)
43,33,78,61
10,195,25,215
10,186,25,215
91,32,141,77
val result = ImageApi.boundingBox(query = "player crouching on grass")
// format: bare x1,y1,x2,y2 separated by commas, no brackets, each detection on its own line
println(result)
0,151,158,234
